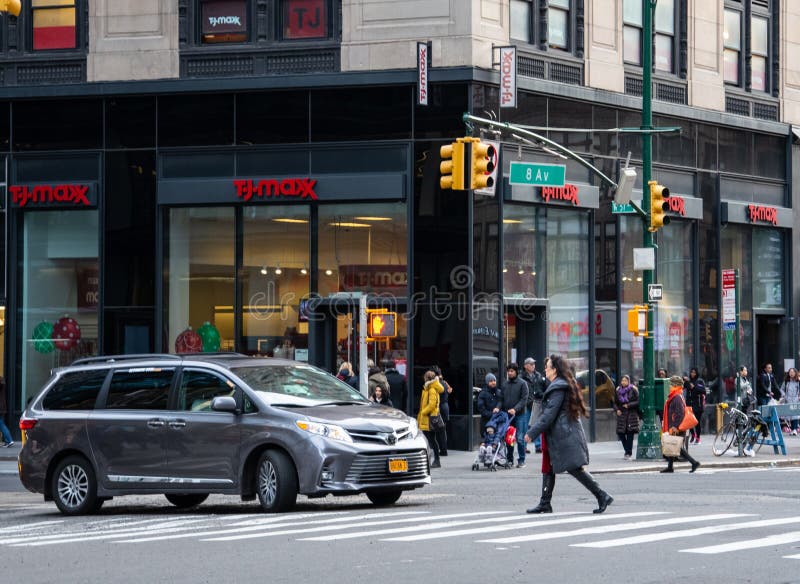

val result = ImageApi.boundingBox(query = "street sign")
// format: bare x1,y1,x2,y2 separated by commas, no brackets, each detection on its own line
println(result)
722,269,736,330
509,161,566,187
648,284,663,302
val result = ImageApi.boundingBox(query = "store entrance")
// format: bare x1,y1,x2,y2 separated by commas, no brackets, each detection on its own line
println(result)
755,314,782,374
307,298,359,378
503,300,548,366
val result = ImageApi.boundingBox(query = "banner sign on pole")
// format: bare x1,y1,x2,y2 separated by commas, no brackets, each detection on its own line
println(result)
722,268,736,330
417,41,429,106
499,46,516,109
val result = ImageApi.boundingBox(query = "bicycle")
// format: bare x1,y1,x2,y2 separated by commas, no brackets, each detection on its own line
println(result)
712,403,769,456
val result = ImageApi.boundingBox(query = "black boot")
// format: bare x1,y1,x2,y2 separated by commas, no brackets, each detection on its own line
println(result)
569,468,613,514
526,473,555,513
660,458,674,473
684,451,700,473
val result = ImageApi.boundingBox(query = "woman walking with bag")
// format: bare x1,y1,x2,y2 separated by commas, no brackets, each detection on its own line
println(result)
614,375,640,460
780,368,800,435
417,370,445,468
661,375,701,473
524,354,613,514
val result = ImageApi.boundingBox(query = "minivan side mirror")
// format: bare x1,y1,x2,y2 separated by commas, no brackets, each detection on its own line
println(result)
211,396,239,413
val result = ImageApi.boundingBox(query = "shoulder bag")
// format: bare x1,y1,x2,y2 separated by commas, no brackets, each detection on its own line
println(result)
429,413,445,431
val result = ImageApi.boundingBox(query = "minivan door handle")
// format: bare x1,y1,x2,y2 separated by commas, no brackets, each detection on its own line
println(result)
168,419,187,428
147,418,166,428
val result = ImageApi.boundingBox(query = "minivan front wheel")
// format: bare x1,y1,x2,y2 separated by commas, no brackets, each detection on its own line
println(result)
52,455,102,516
256,450,298,513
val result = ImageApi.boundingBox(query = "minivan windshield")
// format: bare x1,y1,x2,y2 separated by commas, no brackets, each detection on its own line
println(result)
231,365,370,406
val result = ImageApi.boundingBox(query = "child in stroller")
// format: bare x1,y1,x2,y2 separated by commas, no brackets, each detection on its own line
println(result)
472,411,514,471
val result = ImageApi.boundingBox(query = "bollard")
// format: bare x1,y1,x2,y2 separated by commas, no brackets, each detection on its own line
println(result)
716,403,724,433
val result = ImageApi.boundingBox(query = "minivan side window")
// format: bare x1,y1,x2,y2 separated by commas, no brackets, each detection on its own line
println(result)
42,370,108,410
178,369,236,412
104,369,175,410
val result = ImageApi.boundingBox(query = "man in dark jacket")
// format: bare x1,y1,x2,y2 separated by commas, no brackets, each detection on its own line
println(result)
502,363,529,468
384,360,408,413
477,373,502,433
521,357,545,453
757,363,780,406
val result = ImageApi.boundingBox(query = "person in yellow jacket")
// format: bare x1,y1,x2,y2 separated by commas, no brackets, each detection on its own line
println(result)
417,370,445,468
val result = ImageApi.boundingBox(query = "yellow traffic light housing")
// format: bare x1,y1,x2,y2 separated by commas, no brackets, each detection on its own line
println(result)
366,309,397,339
627,305,649,337
648,180,671,232
440,141,466,191
465,138,496,190
0,0,21,16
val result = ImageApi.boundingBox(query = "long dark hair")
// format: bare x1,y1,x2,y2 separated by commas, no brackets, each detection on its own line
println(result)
547,354,588,420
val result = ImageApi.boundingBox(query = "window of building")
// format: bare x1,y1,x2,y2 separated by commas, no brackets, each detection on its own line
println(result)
623,0,677,73
724,1,773,92
32,0,77,50
282,0,329,40
509,0,576,53
200,0,248,44
723,8,741,85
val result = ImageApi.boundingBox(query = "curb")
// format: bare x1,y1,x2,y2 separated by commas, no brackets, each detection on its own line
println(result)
592,457,800,474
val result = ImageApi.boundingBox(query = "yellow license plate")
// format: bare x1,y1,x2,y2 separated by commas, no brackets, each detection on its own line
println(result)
388,458,408,473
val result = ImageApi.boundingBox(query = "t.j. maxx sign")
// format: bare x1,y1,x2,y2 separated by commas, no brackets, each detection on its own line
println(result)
9,184,97,209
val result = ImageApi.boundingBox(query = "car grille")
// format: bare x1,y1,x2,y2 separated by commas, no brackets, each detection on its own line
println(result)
347,426,412,445
344,450,428,483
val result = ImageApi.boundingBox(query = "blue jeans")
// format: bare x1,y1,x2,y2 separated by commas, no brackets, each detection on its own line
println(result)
0,418,12,444
508,411,527,464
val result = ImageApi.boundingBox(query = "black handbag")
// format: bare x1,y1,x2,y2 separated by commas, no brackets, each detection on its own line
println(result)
429,413,445,430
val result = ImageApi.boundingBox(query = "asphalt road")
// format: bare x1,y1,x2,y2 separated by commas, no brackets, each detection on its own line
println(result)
2,458,800,583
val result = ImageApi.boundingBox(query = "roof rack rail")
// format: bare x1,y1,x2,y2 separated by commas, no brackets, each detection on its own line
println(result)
70,354,180,366
179,352,249,358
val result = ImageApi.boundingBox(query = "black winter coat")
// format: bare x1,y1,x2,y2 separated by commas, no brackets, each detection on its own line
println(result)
525,377,589,473
614,386,640,434
477,386,503,422
502,376,529,414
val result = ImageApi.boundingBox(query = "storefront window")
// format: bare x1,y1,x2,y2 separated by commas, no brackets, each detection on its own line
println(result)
619,214,644,382
502,205,546,298
752,229,783,309
166,208,234,354
241,205,309,357
654,221,693,377
546,209,589,368
19,210,98,407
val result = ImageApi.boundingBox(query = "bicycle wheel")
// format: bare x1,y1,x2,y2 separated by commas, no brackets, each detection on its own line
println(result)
747,429,767,454
712,421,736,456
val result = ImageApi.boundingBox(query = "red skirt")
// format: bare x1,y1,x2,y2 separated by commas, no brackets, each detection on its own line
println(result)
541,434,551,474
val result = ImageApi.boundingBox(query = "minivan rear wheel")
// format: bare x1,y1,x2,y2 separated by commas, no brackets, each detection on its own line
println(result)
256,450,298,513
367,489,403,506
52,455,102,516
165,494,209,509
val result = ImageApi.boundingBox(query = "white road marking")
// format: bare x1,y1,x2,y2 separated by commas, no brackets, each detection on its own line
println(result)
118,510,440,544
303,512,655,542
202,511,512,543
382,512,668,543
479,513,751,544
682,528,800,554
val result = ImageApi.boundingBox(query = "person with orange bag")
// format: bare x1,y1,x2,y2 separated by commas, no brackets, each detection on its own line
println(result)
661,375,700,474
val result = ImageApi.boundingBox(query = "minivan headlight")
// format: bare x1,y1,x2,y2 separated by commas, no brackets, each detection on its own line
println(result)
408,417,419,438
296,419,353,443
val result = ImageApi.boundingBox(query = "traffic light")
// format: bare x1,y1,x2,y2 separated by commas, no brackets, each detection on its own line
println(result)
367,310,397,339
648,180,671,232
440,141,466,191
627,305,649,337
466,138,496,190
0,0,21,16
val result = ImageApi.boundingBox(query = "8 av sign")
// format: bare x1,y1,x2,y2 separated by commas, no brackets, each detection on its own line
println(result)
509,162,566,187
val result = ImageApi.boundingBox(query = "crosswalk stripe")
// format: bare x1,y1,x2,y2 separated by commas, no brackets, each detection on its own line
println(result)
683,529,800,554
116,511,438,544
0,520,64,534
479,513,751,544
202,511,511,543
782,553,800,560
298,512,587,542
377,512,664,543
575,515,797,549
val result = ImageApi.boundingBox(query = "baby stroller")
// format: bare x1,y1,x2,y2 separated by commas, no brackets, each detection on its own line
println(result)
472,411,515,471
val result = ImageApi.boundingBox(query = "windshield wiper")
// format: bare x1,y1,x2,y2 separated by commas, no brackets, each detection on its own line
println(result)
318,401,368,406
270,403,311,408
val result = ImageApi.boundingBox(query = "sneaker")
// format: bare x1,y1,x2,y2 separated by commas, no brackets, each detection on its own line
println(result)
535,448,543,454
623,454,631,460
516,462,526,468
792,430,797,436
525,448,531,454
2,441,13,448
430,460,441,468
695,439,701,445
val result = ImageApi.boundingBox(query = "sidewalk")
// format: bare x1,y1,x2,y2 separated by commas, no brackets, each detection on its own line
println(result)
3,434,800,471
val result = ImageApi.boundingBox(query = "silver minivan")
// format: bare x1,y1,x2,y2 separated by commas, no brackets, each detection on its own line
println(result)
18,354,430,515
